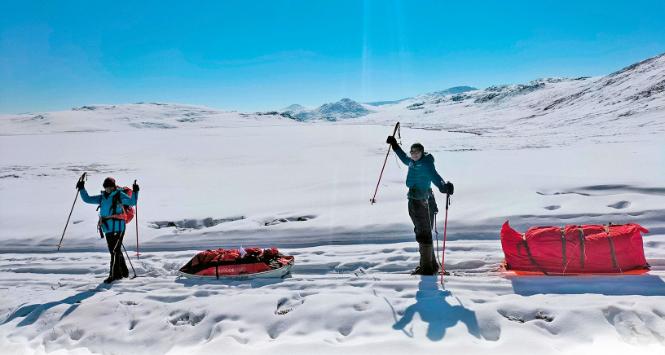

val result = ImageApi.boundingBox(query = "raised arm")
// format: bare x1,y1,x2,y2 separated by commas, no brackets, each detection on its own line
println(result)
393,144,412,166
387,136,411,166
79,188,101,205
392,304,416,330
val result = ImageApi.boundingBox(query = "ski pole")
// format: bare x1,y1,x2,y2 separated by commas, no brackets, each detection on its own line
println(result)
122,243,138,279
109,231,137,280
440,193,450,285
433,212,441,267
134,179,140,259
371,122,400,204
57,172,86,251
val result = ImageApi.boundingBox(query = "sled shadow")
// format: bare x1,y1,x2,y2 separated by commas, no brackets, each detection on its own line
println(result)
391,277,482,341
509,274,665,296
3,284,108,327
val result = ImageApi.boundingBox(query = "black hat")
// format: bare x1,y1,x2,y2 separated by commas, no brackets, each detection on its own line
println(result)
410,143,424,153
102,177,116,188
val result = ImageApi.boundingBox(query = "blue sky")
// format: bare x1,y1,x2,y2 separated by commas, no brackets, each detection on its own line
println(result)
1,0,664,113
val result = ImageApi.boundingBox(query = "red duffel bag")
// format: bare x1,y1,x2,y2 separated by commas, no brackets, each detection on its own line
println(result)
501,221,649,275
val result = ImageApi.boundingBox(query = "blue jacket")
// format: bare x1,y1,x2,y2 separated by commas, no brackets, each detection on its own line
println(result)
393,144,446,200
80,188,138,234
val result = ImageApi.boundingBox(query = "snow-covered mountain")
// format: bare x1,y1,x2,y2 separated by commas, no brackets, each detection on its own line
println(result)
356,53,665,144
281,104,307,113
0,102,295,134
275,53,665,134
281,98,374,121
423,85,478,98
280,88,478,120
364,86,477,107
2,53,664,138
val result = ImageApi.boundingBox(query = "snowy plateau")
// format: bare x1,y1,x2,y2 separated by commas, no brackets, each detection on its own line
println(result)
1,53,665,355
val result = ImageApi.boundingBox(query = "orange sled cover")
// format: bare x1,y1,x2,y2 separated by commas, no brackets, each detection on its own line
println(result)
500,221,649,275
179,247,294,278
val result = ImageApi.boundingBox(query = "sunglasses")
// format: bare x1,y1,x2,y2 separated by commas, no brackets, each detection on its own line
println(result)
409,150,422,154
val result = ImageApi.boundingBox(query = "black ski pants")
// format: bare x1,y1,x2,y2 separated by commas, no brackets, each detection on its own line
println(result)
407,194,438,245
105,232,129,280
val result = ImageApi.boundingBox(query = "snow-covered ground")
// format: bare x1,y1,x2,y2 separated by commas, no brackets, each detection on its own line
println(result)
2,239,665,355
1,54,665,354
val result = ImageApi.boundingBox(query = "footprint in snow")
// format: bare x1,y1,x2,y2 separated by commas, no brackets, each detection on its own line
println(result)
168,311,206,326
604,306,664,343
264,215,316,226
499,309,554,323
607,200,631,209
150,216,245,230
353,300,371,312
275,295,305,315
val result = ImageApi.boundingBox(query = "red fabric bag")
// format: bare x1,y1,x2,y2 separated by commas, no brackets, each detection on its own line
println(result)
179,247,294,277
501,221,649,274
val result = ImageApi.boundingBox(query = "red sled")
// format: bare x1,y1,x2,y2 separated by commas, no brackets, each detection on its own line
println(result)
179,247,294,280
500,221,649,275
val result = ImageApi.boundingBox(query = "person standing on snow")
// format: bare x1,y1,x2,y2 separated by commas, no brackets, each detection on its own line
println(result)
386,136,453,275
76,177,139,283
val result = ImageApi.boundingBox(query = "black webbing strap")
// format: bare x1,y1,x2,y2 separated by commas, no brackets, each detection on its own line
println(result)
605,225,621,272
215,262,220,280
560,228,567,273
521,234,549,275
111,191,121,234
577,228,586,270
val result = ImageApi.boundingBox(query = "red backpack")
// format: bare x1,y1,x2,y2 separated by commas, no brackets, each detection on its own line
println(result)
106,186,135,223
119,187,135,223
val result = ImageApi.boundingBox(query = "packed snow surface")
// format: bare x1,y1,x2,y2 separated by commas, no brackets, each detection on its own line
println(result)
1,53,665,354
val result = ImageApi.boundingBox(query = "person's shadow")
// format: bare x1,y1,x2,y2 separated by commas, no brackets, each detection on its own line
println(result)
3,283,108,327
392,277,481,341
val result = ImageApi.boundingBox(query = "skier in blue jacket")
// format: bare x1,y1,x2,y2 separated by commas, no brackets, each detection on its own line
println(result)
77,177,139,283
387,136,454,275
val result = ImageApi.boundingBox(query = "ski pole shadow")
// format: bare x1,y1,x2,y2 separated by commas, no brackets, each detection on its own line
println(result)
3,283,109,327
509,274,665,296
392,276,482,341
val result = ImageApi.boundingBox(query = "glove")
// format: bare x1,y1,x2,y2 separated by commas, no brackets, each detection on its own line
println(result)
386,136,398,146
133,182,140,193
76,180,85,190
445,181,454,195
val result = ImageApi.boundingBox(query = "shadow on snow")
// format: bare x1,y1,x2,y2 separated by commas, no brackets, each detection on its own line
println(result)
3,284,109,327
390,276,485,341
509,274,665,296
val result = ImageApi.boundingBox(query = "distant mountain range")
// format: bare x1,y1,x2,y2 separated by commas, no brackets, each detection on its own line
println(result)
281,98,374,121
281,86,478,121
269,53,665,141
2,53,663,139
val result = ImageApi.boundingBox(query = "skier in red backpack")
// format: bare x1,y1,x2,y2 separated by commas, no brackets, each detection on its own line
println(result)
77,177,139,283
